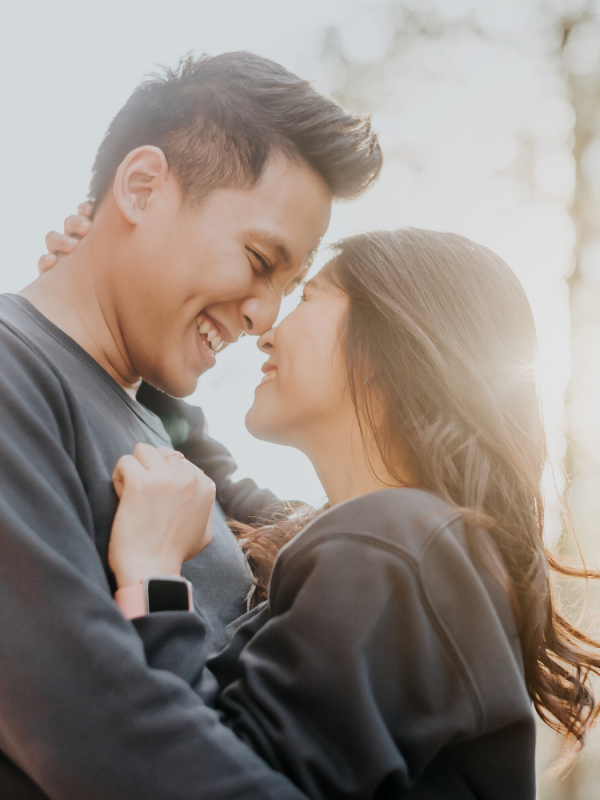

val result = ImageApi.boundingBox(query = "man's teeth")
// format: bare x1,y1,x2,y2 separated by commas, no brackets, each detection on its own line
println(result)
198,317,222,353
260,371,277,384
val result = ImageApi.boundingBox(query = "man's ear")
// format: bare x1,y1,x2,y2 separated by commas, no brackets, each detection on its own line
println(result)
113,146,169,224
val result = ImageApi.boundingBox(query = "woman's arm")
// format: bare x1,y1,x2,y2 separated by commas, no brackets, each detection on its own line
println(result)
109,459,463,796
131,602,269,702
211,537,482,798
110,470,535,799
108,443,264,702
124,536,484,799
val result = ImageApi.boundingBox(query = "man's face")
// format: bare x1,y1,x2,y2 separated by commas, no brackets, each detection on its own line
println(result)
103,153,332,397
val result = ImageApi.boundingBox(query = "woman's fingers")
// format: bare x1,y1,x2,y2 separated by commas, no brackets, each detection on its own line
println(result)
38,230,78,274
45,229,79,257
64,214,92,239
38,203,94,274
132,441,171,473
131,444,195,492
156,446,180,461
158,448,215,498
111,453,147,499
37,253,58,274
156,446,197,474
77,201,94,218
109,443,216,587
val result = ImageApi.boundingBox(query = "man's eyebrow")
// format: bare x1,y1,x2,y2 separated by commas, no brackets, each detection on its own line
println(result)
248,228,292,268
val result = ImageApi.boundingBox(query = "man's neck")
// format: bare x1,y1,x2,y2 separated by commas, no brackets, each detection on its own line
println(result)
20,238,141,399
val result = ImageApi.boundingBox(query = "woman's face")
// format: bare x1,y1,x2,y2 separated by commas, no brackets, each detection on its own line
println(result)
245,269,351,448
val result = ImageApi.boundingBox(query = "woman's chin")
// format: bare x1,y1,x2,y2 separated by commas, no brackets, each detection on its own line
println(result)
245,406,277,443
245,406,292,446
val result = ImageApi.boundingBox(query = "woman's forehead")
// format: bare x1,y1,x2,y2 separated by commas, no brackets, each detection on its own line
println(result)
305,259,336,290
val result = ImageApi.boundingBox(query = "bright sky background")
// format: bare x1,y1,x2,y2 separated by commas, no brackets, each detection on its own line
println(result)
0,0,574,513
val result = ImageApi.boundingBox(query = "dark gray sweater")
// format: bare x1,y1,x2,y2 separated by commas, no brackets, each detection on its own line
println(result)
0,294,307,800
134,489,537,799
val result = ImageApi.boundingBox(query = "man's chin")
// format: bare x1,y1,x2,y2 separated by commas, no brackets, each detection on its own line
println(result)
141,370,200,400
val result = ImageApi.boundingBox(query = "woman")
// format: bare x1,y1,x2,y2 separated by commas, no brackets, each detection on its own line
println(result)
97,230,600,797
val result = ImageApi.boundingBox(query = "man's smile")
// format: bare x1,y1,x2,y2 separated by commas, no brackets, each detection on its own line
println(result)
197,314,223,353
196,312,236,355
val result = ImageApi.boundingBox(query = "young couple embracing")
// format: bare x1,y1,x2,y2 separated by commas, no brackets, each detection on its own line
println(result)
1,51,597,800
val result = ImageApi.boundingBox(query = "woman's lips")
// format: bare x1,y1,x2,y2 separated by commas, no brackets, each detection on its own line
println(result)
259,368,278,385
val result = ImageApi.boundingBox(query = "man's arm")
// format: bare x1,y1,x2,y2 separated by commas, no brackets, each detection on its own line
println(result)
137,382,286,523
0,330,308,800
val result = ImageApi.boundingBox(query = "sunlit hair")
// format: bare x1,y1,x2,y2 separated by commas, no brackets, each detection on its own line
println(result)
89,52,382,207
235,227,600,760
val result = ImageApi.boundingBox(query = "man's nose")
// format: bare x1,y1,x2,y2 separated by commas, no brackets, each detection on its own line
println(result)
240,295,281,336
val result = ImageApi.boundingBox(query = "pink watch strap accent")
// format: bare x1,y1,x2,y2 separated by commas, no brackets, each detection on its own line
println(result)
114,583,146,620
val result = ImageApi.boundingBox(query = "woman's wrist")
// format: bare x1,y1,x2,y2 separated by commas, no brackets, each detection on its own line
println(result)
113,556,184,589
114,575,194,620
114,584,147,619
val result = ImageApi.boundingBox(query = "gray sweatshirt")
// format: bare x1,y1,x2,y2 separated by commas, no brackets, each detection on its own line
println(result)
0,294,308,800
136,489,537,799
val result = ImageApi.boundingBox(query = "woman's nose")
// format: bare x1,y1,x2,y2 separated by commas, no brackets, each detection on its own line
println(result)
257,328,275,353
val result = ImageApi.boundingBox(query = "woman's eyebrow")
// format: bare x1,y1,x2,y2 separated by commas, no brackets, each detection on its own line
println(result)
305,271,325,289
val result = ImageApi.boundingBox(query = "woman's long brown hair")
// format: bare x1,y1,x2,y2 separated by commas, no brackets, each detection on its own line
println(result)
234,228,600,757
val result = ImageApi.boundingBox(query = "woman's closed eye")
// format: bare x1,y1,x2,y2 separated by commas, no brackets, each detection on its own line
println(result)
298,280,309,302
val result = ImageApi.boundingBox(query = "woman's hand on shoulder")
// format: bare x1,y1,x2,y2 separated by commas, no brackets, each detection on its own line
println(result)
109,443,215,589
37,201,94,273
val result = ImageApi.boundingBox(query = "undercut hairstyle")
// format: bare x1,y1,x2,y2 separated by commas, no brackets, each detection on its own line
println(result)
89,52,382,207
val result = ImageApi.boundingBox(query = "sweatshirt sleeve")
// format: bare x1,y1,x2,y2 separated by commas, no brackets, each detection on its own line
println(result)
137,382,284,523
133,534,483,799
0,332,309,800
214,536,484,798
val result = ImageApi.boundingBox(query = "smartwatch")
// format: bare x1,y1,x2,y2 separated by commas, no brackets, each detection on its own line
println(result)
115,575,193,620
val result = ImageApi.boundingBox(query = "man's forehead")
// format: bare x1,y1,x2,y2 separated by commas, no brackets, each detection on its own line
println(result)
288,244,321,286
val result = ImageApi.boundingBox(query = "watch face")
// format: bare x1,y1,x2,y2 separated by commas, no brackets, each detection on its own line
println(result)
146,579,190,613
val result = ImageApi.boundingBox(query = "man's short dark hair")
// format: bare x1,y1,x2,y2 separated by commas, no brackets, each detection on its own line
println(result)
89,52,382,207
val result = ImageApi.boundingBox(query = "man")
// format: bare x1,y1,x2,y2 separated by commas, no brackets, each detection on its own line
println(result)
0,52,380,799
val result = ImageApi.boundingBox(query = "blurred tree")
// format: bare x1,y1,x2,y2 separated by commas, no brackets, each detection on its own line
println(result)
557,3,600,797
314,1,600,798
